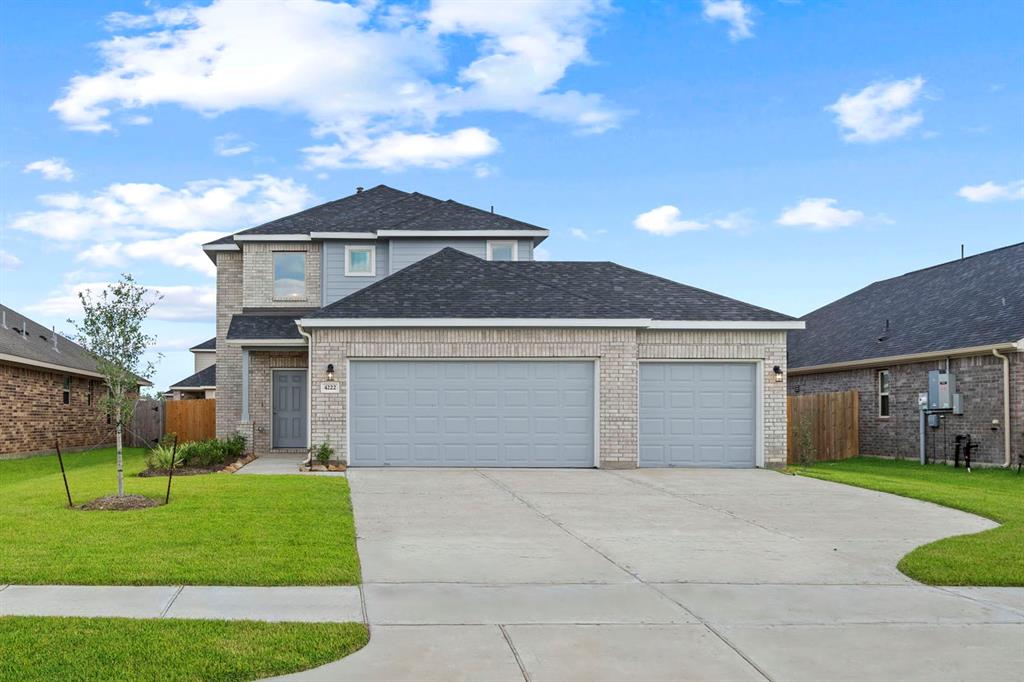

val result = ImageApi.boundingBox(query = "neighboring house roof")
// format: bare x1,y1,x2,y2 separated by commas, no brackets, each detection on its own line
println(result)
190,337,216,352
0,303,106,379
203,186,547,256
169,364,216,390
227,313,307,341
306,248,796,325
789,242,1024,370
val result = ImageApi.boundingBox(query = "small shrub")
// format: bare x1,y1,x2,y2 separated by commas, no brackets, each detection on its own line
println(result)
145,443,179,470
314,441,334,465
223,434,247,459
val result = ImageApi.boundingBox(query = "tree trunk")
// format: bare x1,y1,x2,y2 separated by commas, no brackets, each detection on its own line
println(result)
116,422,124,497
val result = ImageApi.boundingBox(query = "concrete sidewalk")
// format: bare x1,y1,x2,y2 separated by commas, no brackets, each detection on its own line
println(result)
0,585,362,622
235,454,346,476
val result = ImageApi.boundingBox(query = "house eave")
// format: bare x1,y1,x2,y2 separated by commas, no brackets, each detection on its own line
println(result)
789,341,1022,375
376,229,549,239
309,232,377,240
232,234,312,242
297,318,804,330
224,338,307,346
169,385,216,391
0,353,152,385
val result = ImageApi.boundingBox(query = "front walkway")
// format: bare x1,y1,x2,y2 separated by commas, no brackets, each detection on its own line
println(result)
277,468,1024,682
0,585,361,622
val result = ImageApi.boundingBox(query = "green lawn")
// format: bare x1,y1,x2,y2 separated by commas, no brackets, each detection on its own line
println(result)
789,457,1024,586
0,616,368,682
0,448,360,585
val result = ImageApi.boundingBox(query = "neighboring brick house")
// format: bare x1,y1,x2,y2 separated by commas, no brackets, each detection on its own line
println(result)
202,185,803,468
168,337,216,400
789,242,1024,466
0,304,149,458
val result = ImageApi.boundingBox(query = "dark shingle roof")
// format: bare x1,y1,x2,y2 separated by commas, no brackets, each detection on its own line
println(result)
310,248,794,322
227,313,306,341
0,303,103,377
190,337,216,352
789,242,1024,369
169,364,216,390
203,185,546,248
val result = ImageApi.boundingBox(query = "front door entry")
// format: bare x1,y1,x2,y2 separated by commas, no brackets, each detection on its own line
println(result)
272,370,307,448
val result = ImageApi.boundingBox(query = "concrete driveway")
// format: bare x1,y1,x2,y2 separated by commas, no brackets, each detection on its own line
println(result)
279,469,1024,682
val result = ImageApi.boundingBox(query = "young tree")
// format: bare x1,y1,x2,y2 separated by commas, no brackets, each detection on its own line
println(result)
71,274,161,496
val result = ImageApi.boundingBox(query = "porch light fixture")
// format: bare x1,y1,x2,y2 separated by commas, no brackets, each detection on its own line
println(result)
326,363,335,381
773,365,784,383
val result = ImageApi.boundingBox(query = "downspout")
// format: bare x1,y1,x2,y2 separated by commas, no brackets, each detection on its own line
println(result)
992,349,1011,467
297,322,313,465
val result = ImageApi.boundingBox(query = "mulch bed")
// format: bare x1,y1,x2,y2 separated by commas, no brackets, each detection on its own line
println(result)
77,494,162,511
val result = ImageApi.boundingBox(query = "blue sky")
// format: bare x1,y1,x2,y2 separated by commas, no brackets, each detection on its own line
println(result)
1,0,1022,392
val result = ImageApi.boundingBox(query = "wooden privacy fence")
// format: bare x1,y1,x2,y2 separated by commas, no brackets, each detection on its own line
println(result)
164,399,216,443
787,390,859,464
128,399,164,447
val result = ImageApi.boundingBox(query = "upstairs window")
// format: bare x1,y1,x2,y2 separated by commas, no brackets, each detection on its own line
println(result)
878,369,891,417
487,240,517,262
345,245,376,277
62,376,71,405
273,252,306,300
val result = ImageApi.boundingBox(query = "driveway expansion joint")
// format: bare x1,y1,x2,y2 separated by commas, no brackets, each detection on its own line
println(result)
499,624,531,682
158,586,184,618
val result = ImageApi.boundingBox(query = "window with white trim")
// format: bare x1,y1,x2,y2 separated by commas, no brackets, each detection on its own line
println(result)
878,369,891,417
62,375,71,405
273,251,306,300
486,240,517,261
345,245,376,276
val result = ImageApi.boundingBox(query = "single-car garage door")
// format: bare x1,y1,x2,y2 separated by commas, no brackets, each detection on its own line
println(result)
639,362,756,468
350,360,594,467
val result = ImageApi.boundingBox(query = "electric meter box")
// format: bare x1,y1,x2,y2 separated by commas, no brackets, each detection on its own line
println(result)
928,370,956,410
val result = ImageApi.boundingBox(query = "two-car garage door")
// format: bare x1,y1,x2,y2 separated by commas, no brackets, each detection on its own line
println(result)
348,359,757,468
350,360,594,467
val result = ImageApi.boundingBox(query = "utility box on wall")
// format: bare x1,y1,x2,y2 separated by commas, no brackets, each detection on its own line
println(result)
928,370,956,410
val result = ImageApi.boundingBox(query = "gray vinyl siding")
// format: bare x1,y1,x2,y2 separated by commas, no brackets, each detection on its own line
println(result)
323,241,390,304
389,238,533,272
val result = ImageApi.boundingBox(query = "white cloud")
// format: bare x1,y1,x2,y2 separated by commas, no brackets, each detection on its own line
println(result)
125,115,152,126
570,227,589,240
702,0,754,41
826,76,925,142
534,246,552,261
28,282,215,322
304,128,499,170
473,163,496,179
9,174,313,241
23,158,75,181
214,133,255,157
634,205,707,236
957,180,1024,203
77,231,224,276
0,249,23,269
776,198,864,229
51,0,618,169
712,210,754,231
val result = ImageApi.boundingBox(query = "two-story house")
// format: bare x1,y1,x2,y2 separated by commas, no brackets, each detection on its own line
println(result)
201,185,803,468
167,337,216,400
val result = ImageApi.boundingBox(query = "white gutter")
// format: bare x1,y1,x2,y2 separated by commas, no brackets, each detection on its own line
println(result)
789,342,1020,375
309,232,377,240
224,338,307,346
0,352,152,386
376,229,549,238
992,348,1012,467
233,234,312,242
296,317,804,330
168,385,216,391
296,323,314,459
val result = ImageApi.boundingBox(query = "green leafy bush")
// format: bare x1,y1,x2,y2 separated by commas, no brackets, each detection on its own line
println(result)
223,434,247,459
144,443,180,470
314,441,334,465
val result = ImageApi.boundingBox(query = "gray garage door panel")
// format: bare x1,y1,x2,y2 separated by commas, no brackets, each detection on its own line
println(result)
350,360,594,467
639,362,756,468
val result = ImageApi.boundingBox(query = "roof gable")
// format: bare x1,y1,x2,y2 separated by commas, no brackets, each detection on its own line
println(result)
789,242,1024,369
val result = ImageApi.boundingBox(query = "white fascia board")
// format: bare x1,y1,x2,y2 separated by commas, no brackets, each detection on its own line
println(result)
224,338,307,346
202,243,239,252
232,234,311,242
189,348,216,354
309,232,377,240
376,230,549,238
646,320,806,330
789,341,1020,375
169,385,216,391
298,318,649,328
